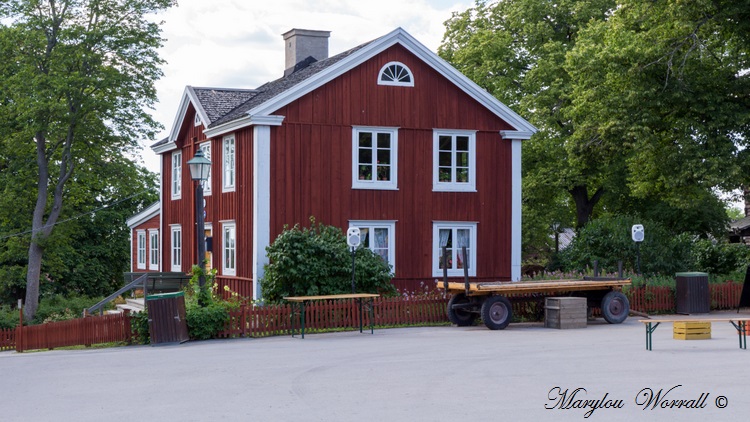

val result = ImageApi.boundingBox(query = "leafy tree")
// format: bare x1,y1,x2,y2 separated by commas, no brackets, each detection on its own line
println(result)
0,0,174,320
261,220,397,303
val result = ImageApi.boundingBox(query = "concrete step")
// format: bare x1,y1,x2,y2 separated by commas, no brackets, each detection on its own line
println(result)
125,298,145,309
115,303,144,314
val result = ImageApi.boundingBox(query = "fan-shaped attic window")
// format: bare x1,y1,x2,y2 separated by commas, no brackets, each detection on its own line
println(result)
378,62,414,87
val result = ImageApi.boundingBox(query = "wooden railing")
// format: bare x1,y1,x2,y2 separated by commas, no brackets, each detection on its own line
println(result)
14,312,133,352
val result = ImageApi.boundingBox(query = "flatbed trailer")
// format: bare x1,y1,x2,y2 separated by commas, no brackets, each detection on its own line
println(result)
436,277,632,330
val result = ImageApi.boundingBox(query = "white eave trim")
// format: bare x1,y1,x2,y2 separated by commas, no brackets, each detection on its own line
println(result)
126,202,160,229
152,140,177,154
499,130,535,140
203,115,285,138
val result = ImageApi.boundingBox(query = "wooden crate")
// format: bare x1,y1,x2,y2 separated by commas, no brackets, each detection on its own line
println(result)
673,321,711,340
545,297,587,329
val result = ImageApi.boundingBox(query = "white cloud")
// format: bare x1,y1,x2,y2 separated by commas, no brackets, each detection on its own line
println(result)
137,0,474,172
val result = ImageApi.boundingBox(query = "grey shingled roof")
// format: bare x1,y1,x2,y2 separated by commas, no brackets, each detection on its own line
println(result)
191,87,258,123
208,40,372,128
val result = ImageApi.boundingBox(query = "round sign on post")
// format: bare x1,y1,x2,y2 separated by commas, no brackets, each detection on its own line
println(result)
347,227,361,249
632,224,644,242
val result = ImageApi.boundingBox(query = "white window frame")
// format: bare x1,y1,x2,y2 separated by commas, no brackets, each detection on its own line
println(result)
377,61,414,87
433,130,477,192
171,151,182,199
222,221,236,276
199,141,212,196
194,114,202,127
170,225,182,272
352,126,398,190
136,230,146,269
148,229,159,270
432,222,477,277
223,135,236,192
349,221,396,274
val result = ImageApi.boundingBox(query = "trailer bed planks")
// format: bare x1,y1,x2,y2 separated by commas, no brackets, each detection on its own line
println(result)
436,278,631,296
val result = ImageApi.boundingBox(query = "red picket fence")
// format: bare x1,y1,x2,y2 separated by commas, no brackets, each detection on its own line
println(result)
218,295,450,338
14,312,133,352
626,283,744,314
0,327,16,352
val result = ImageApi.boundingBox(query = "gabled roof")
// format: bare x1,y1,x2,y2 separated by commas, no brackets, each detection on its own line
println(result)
153,27,537,152
730,215,750,232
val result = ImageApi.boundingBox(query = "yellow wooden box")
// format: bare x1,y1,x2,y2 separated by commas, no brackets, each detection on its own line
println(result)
673,321,711,340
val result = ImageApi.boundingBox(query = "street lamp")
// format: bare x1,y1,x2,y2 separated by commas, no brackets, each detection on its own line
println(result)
188,149,211,292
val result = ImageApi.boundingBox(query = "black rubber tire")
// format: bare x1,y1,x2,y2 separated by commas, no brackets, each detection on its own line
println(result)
601,291,629,324
481,295,513,330
447,293,477,326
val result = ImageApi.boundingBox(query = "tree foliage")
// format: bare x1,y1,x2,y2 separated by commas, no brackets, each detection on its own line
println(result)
440,0,750,265
0,0,174,320
261,220,397,303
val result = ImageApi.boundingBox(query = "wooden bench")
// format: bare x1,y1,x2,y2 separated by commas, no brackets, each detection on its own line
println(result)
283,293,380,339
639,318,750,351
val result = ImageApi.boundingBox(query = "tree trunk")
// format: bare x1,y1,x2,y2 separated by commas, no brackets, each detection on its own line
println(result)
569,185,605,229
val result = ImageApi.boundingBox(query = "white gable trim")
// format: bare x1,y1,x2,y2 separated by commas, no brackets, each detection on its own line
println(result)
204,115,285,138
248,28,537,135
152,86,212,154
126,202,160,229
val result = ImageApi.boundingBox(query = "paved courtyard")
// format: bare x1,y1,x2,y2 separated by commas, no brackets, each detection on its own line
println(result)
1,312,749,421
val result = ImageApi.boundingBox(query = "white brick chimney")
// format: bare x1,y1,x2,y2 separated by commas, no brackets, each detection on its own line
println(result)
282,29,330,76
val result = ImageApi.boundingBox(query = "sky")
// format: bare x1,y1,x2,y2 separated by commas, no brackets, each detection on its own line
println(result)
138,0,476,173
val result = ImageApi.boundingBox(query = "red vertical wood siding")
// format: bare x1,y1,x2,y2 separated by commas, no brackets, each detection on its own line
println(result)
269,45,515,286
161,106,255,285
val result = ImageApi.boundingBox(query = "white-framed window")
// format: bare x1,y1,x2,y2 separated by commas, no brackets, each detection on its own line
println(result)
136,230,146,269
349,221,396,273
203,223,213,269
433,130,477,192
223,135,235,192
194,113,202,127
352,127,398,190
170,225,182,272
199,142,212,196
432,222,477,277
378,61,414,87
222,222,236,276
171,151,182,199
149,230,159,270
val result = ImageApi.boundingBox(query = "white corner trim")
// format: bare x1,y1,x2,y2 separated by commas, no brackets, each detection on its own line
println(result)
248,115,285,126
511,139,522,281
253,125,272,300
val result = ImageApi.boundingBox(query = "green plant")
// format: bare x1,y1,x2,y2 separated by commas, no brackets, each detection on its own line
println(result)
261,218,397,303
690,239,750,275
0,304,19,329
130,310,150,344
32,294,105,324
185,301,229,340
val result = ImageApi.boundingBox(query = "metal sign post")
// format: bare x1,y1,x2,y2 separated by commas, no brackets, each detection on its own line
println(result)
346,227,361,293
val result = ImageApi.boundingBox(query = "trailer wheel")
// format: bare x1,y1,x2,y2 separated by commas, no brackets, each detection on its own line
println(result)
601,291,629,324
447,293,477,326
481,295,513,330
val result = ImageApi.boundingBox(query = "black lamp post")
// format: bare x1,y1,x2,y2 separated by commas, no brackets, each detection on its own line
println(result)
187,149,211,294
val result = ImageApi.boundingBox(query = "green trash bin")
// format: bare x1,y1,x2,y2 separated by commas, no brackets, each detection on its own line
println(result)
146,291,189,345
675,272,710,314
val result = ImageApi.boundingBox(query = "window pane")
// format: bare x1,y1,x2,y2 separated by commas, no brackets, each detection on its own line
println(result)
456,168,469,183
373,228,388,248
439,168,451,182
377,165,390,181
439,151,452,167
359,149,372,164
456,136,469,151
360,228,370,248
359,132,372,148
456,152,469,167
358,165,372,180
377,133,390,148
377,149,390,165
439,136,452,151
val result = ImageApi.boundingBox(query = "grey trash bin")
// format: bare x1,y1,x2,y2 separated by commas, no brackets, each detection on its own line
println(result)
675,272,710,314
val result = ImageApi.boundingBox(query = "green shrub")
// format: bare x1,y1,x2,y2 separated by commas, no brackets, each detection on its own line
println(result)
0,304,19,329
690,239,750,275
560,215,692,275
261,219,397,303
185,301,229,340
130,310,150,344
32,294,105,324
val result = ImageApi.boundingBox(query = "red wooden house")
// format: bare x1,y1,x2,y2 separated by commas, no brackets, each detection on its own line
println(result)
126,202,160,273
138,28,536,298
